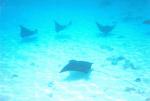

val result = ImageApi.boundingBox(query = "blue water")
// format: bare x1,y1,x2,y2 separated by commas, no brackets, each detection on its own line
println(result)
0,0,150,101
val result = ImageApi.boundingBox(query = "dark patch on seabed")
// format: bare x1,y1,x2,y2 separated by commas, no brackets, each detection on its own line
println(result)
0,95,10,101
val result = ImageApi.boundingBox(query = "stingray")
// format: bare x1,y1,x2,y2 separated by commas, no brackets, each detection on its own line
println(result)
55,21,72,33
143,19,150,25
99,0,112,7
96,22,115,36
20,25,37,38
60,60,93,73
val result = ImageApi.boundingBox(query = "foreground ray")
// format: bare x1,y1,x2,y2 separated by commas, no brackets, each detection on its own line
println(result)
60,60,93,73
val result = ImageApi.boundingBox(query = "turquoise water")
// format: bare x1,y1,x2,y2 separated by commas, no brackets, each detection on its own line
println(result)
0,0,150,101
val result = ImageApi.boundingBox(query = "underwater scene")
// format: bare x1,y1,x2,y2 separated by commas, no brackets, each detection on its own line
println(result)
0,0,150,101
